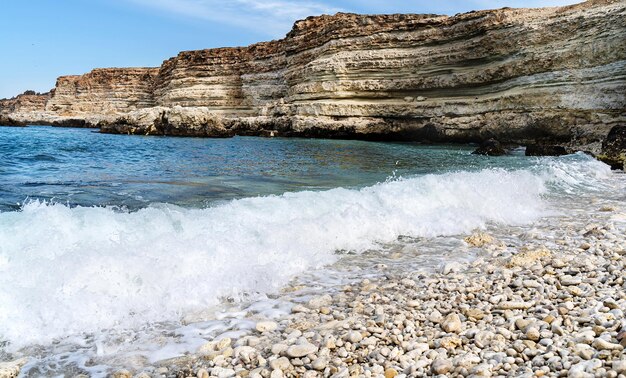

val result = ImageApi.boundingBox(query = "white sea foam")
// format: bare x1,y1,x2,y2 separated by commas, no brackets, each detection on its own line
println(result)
0,156,613,350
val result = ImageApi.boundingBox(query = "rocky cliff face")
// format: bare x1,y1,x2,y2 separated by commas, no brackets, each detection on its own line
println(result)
46,68,158,117
0,91,50,126
1,68,158,127
1,0,625,150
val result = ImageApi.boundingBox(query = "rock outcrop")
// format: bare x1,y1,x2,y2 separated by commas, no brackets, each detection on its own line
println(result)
525,144,569,156
472,139,507,156
45,68,159,125
1,0,625,151
0,91,50,126
598,125,626,169
1,68,158,127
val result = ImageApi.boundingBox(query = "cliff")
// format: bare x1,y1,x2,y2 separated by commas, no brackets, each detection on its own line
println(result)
1,0,625,150
0,68,158,127
0,91,50,126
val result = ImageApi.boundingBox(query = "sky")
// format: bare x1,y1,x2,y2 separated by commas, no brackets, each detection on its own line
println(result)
0,0,579,99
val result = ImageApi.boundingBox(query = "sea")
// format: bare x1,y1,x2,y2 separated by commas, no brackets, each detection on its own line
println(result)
0,125,624,376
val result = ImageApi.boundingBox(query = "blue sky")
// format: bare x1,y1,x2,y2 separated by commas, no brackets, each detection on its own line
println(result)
0,0,578,99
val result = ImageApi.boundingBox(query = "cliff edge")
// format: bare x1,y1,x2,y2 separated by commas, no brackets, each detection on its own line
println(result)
1,0,624,151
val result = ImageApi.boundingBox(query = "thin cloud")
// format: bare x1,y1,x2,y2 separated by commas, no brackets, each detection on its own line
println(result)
127,0,580,37
318,0,580,16
128,0,344,37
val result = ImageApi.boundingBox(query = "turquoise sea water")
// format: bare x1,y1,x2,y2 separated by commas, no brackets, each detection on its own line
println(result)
0,125,624,376
1,126,535,212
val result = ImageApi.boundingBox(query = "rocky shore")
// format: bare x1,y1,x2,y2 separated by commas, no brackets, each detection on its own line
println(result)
69,202,625,378
1,0,625,152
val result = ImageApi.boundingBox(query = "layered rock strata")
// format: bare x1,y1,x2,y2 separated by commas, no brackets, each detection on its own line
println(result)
1,68,158,127
1,0,625,150
0,91,50,126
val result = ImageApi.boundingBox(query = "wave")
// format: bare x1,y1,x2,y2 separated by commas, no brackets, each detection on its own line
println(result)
0,155,613,349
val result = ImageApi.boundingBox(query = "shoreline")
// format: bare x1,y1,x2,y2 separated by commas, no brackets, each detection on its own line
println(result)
1,151,625,377
110,200,626,377
2,124,623,171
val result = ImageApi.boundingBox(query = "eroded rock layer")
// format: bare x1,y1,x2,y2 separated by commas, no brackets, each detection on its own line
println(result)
1,68,158,127
0,92,50,126
1,0,625,149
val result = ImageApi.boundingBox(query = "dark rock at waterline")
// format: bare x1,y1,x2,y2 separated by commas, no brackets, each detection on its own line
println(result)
525,144,568,157
0,116,26,127
472,139,506,156
598,126,626,170
51,119,89,128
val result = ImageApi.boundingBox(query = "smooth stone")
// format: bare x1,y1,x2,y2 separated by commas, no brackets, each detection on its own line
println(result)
249,369,264,378
411,343,430,354
498,301,534,310
269,357,291,371
515,318,532,331
384,368,398,378
470,363,493,377
474,331,494,348
307,294,332,309
454,354,481,368
567,368,593,378
428,309,443,323
311,357,328,371
612,360,626,374
212,367,236,378
543,315,556,324
431,359,452,374
574,344,594,360
234,346,257,363
360,337,378,346
292,304,309,313
465,308,485,320
560,276,583,286
346,331,362,343
269,369,283,378
526,327,540,341
271,344,289,355
576,330,595,345
592,338,624,351
256,321,278,333
523,279,541,288
441,313,462,333
286,343,319,358
407,300,420,308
